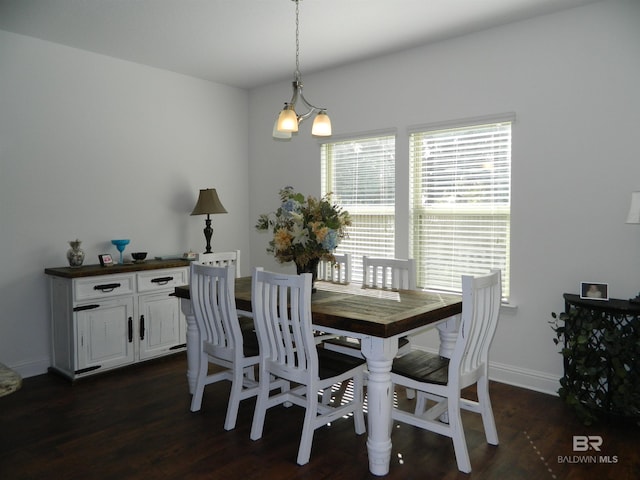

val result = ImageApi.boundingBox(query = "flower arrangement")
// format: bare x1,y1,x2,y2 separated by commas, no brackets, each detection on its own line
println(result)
256,186,351,269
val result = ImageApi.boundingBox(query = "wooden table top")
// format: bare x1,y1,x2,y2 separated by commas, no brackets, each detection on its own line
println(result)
175,277,462,339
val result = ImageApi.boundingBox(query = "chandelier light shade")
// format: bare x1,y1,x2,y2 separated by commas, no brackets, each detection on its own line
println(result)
277,104,299,133
274,0,332,139
190,188,227,254
626,192,640,224
311,110,332,136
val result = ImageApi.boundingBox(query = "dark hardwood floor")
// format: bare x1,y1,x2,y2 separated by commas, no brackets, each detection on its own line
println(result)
1,353,637,479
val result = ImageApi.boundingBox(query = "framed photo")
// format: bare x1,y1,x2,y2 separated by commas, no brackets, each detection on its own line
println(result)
98,254,113,267
580,282,608,301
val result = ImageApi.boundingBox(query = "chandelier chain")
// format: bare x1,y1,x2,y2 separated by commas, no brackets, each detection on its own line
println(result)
295,0,300,79
274,0,331,137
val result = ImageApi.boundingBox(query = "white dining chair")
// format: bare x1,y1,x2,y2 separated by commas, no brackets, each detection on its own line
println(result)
390,270,502,473
189,263,286,431
197,249,252,318
317,253,351,284
249,267,366,465
362,256,416,291
324,256,416,359
362,256,416,355
197,249,241,276
314,253,349,343
322,256,417,402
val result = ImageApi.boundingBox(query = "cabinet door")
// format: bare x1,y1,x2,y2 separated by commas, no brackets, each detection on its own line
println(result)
76,297,135,374
138,292,185,360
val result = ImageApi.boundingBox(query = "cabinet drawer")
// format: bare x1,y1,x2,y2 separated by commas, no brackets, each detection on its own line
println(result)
74,274,136,301
137,268,188,293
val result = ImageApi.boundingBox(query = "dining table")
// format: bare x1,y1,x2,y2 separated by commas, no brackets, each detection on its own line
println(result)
174,276,462,476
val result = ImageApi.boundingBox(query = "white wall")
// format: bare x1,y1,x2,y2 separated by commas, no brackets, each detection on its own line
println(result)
248,0,640,394
0,31,250,376
2,0,638,392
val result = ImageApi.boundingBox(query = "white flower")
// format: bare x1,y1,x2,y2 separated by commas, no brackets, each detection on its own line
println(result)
291,222,309,246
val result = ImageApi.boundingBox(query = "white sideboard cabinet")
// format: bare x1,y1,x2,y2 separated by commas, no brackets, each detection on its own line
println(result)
45,259,190,380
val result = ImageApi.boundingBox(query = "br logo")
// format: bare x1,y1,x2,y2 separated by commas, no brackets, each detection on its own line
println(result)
573,435,603,452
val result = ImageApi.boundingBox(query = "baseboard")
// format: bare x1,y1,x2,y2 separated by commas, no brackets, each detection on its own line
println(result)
488,360,560,396
416,346,560,396
9,358,50,379
14,351,563,395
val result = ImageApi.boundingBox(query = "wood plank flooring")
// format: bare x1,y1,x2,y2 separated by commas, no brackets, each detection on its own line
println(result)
1,353,638,479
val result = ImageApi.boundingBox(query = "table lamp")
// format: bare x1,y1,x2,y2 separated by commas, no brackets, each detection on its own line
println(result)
626,191,640,303
626,192,640,224
191,188,227,254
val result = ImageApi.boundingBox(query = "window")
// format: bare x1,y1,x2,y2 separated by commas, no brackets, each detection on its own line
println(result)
321,134,395,283
410,117,512,299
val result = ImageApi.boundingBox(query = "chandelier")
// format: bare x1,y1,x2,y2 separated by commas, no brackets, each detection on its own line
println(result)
273,0,332,139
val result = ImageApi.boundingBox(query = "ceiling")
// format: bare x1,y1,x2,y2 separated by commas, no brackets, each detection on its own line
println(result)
0,0,600,89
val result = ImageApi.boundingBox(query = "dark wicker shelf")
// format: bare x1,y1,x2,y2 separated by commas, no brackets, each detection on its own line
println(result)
561,294,640,421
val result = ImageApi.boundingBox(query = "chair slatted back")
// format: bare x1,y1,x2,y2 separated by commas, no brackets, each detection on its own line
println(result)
190,263,241,362
318,253,351,284
252,268,316,385
362,256,416,290
197,250,241,277
453,270,502,385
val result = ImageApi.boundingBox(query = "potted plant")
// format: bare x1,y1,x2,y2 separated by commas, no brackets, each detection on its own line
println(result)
256,186,351,286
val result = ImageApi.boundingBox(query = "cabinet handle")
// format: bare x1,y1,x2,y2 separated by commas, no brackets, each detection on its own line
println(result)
139,315,145,340
94,283,121,292
128,317,133,343
151,276,173,285
73,304,100,312
75,366,101,375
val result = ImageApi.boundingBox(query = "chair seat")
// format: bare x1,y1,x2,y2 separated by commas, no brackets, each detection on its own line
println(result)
317,347,366,380
391,350,449,385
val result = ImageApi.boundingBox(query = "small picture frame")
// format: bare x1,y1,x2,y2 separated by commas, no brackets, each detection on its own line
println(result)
98,254,114,267
580,282,608,301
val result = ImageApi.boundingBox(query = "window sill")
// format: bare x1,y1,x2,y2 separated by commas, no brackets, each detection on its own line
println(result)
500,302,518,314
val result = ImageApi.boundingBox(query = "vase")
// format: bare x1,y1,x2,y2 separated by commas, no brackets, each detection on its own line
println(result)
67,239,85,268
295,258,320,293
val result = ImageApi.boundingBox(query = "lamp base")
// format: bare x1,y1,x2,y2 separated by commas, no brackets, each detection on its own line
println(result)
203,215,213,254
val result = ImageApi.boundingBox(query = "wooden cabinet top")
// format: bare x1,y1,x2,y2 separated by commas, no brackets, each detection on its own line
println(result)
45,259,191,279
563,293,640,315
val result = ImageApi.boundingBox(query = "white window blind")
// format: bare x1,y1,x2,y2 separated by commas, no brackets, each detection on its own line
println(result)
410,120,511,299
321,135,396,283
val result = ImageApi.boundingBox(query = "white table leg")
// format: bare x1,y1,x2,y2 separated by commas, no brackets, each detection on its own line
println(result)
436,314,460,359
180,297,198,394
360,336,398,476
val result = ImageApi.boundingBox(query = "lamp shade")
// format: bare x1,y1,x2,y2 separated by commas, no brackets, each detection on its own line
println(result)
311,111,332,136
273,118,292,139
190,188,227,215
626,192,640,224
277,105,298,133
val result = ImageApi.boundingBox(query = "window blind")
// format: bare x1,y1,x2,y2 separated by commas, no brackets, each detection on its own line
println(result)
410,121,511,299
321,135,396,283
